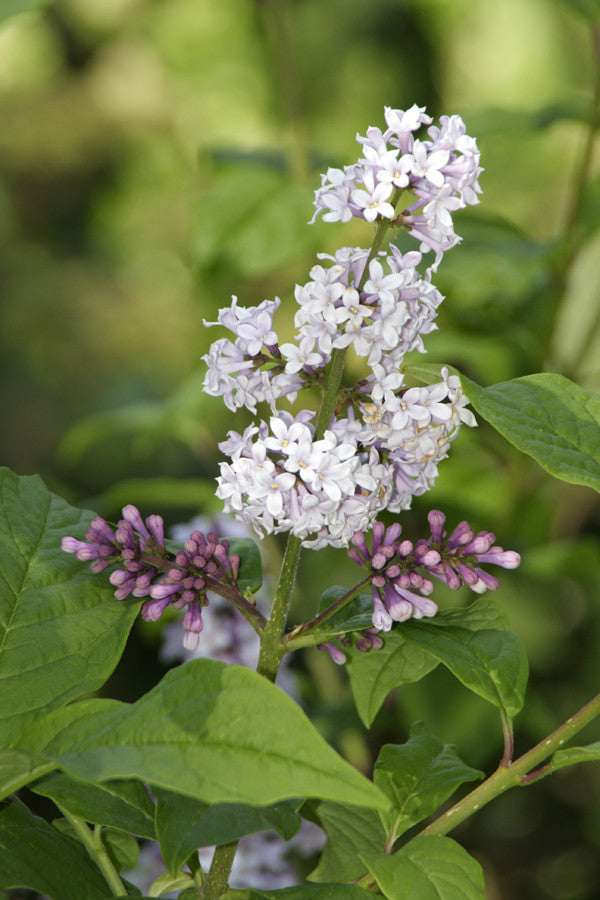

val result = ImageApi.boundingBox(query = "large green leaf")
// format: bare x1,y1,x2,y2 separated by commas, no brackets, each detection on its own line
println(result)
0,468,138,747
154,785,300,872
0,797,112,899
373,723,483,841
15,659,387,810
347,598,513,727
305,801,386,883
31,773,157,840
406,366,600,492
362,835,485,899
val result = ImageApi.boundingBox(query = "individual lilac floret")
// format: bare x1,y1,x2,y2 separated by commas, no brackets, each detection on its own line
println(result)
348,512,520,633
61,507,242,652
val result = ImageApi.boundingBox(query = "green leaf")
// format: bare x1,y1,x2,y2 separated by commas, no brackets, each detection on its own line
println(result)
460,373,600,493
305,802,386,883
401,619,528,720
373,723,483,840
102,827,139,871
362,835,485,899
228,537,263,595
310,587,374,639
347,598,512,727
15,659,387,810
406,366,600,492
154,785,300,873
0,796,112,899
246,887,373,899
347,631,438,728
551,741,600,772
0,748,55,799
0,468,139,747
31,773,157,840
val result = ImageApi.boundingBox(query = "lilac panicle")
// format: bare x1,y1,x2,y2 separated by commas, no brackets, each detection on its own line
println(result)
61,505,243,649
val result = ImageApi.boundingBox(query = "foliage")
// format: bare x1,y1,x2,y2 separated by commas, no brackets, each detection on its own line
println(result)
1,1,600,898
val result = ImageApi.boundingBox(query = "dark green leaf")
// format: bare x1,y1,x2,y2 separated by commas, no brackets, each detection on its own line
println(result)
346,598,519,726
400,619,528,719
31,773,156,840
305,802,386,883
347,631,438,728
373,723,483,840
228,537,263,595
0,468,138,747
362,835,485,899
15,659,387,810
0,796,112,899
310,587,373,638
154,785,300,872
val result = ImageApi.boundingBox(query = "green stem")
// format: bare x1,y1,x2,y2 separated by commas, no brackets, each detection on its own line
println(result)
257,533,303,681
284,575,372,650
59,809,126,897
202,842,237,899
422,691,600,837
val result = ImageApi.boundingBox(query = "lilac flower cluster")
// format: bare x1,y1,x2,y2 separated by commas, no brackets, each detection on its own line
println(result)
203,106,480,550
350,511,521,633
320,511,520,664
311,104,482,268
61,505,241,650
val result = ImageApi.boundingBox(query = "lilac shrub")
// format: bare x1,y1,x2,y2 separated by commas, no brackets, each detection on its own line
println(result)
5,101,600,900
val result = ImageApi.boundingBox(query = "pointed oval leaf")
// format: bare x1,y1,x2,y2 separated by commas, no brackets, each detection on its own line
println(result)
373,722,483,839
406,365,600,492
16,659,387,810
400,620,528,719
0,468,138,747
362,835,485,899
347,632,438,728
346,598,509,727
305,801,386,883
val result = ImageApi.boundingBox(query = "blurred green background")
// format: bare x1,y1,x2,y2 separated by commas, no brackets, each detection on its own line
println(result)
2,0,600,897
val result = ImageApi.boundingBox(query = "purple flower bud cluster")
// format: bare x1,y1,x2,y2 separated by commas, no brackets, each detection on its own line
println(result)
61,505,241,651
349,511,521,633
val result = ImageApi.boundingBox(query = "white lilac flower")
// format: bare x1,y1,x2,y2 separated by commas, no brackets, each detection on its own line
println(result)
311,105,481,268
